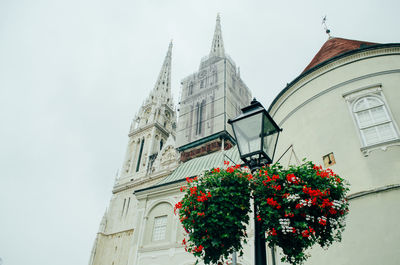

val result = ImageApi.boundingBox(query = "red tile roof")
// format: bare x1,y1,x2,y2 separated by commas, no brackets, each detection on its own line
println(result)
302,37,378,73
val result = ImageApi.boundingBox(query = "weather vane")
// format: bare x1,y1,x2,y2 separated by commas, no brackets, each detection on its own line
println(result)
322,15,331,38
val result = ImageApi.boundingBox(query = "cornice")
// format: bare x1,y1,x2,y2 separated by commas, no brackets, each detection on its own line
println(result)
112,168,175,194
348,183,400,200
128,122,172,138
97,228,134,237
134,180,183,199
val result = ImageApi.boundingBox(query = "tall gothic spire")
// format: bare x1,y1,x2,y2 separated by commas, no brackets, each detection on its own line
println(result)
209,14,225,58
152,41,172,96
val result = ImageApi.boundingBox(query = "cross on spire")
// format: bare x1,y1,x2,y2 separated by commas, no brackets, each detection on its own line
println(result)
322,16,332,38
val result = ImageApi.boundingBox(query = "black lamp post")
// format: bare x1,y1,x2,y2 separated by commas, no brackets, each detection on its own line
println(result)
228,98,282,265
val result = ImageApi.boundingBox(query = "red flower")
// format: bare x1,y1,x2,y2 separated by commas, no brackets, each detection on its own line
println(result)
321,198,333,208
272,184,281,191
302,230,310,238
224,160,229,165
266,198,280,209
194,245,204,252
174,202,182,214
197,212,205,216
226,167,234,173
190,186,197,195
212,168,221,173
286,173,300,184
272,174,280,181
319,219,327,226
329,208,337,215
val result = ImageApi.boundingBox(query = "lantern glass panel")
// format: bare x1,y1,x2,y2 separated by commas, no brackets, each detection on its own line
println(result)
233,112,263,157
262,114,280,161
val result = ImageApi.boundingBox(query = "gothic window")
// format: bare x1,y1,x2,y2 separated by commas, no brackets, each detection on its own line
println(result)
353,96,398,146
199,100,204,134
196,100,205,135
188,82,193,95
121,198,126,216
126,197,131,215
160,139,164,150
200,79,205,89
152,215,168,241
136,138,145,172
195,103,200,135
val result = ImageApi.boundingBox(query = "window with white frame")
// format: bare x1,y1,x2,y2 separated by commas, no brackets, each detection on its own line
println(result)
343,84,399,153
152,215,167,241
353,96,397,146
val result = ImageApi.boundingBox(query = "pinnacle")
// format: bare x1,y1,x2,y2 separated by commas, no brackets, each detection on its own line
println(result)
209,13,225,58
150,41,173,103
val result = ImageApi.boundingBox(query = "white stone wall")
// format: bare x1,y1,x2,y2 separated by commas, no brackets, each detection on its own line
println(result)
269,47,400,264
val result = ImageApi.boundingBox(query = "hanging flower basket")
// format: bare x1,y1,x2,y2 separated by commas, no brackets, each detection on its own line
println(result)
175,161,349,265
175,163,251,264
252,162,350,264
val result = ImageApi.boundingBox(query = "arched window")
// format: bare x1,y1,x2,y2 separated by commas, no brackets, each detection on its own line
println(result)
353,96,397,146
142,202,173,246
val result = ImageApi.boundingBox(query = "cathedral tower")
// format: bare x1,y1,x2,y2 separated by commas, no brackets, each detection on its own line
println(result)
176,14,252,161
89,42,180,265
118,41,177,184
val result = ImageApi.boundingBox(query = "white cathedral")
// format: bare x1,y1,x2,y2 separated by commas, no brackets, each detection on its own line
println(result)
89,15,400,265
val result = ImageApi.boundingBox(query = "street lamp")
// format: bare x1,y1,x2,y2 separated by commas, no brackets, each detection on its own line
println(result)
228,98,282,265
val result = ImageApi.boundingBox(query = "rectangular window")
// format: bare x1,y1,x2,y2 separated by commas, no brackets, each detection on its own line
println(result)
152,215,167,241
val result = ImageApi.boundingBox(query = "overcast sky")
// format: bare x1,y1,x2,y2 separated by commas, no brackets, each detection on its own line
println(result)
0,1,399,265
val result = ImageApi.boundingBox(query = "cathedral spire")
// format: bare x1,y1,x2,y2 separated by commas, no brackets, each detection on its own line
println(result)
152,41,173,97
209,14,225,58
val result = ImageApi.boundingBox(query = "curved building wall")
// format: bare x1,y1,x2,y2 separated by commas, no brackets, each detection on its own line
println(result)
269,46,400,264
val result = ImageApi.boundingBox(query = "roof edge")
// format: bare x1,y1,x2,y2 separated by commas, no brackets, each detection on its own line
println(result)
267,43,400,113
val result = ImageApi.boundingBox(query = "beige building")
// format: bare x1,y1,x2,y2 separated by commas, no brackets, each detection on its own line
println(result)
89,17,400,265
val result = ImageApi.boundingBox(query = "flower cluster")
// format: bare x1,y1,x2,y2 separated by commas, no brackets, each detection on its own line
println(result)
175,163,251,264
176,160,349,265
252,161,350,265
